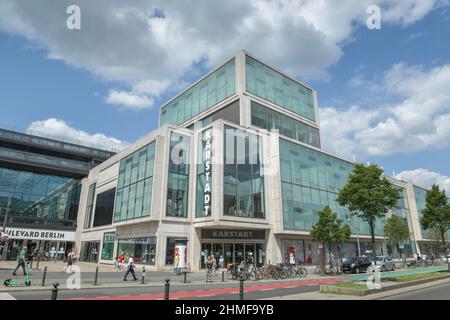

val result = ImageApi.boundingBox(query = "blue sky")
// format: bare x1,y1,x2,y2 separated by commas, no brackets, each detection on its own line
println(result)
0,0,449,190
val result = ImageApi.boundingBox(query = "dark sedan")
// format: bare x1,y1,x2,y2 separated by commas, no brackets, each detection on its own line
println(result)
342,256,372,274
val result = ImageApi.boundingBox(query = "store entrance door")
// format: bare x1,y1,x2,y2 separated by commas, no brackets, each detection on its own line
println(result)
200,242,265,269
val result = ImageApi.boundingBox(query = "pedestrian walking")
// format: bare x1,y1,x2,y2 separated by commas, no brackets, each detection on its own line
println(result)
62,250,75,273
219,255,225,269
205,256,213,282
118,252,125,271
113,257,119,271
211,255,217,274
12,247,27,276
123,256,137,281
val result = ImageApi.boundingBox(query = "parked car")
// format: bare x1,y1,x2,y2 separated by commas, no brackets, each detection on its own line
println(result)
375,256,395,272
342,256,372,274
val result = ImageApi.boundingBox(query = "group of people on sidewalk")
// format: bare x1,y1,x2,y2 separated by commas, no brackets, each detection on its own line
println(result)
205,255,225,282
113,252,138,281
10,247,77,277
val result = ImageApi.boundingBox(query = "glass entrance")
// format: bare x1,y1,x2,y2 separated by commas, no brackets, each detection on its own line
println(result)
200,242,265,269
234,244,244,265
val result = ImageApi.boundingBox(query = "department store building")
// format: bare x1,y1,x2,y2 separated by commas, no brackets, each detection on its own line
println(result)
75,51,441,270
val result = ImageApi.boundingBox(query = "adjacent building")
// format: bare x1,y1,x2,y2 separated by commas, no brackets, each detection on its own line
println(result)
0,128,116,260
74,51,446,270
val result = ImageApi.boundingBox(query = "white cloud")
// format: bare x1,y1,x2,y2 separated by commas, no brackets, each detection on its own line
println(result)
105,90,154,110
395,168,450,194
0,0,445,109
27,118,129,151
320,62,450,159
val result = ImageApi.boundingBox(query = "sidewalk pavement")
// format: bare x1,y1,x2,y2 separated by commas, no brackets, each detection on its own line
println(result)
0,261,329,292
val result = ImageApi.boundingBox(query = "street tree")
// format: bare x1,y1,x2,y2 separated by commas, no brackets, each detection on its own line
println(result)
420,184,450,270
384,215,410,266
311,205,351,275
337,163,400,266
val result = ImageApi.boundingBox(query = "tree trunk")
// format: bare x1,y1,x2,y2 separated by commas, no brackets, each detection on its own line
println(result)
370,225,377,269
440,228,450,272
320,241,326,276
328,242,332,272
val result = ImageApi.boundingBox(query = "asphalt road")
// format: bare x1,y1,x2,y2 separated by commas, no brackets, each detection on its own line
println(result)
381,281,450,300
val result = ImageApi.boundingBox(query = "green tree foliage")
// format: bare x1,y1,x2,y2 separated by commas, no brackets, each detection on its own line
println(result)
384,215,410,245
337,163,399,263
311,205,351,273
421,184,450,248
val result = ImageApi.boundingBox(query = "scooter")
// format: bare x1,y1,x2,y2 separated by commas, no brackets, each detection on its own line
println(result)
4,262,31,287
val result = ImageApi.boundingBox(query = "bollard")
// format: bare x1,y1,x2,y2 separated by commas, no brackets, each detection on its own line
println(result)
94,266,99,286
41,266,48,286
51,282,59,300
183,270,187,283
164,278,170,300
239,277,244,300
222,271,225,282
141,266,146,284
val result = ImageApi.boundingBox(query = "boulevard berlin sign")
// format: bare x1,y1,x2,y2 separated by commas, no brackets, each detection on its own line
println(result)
4,227,75,241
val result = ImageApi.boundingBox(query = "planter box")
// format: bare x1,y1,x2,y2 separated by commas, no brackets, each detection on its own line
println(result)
320,273,450,296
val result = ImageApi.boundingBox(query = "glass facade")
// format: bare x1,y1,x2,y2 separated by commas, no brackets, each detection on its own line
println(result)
413,185,450,240
245,55,315,122
167,133,190,218
223,125,265,219
101,232,115,261
93,188,115,227
80,241,100,262
390,187,409,226
251,101,320,148
0,167,80,227
413,185,429,238
114,142,155,222
280,139,384,235
159,59,236,126
196,128,212,218
117,237,156,265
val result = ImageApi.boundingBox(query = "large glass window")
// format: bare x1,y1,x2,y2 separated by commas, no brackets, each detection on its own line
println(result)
101,232,115,261
245,55,315,122
223,125,265,219
117,237,157,265
279,139,384,236
93,188,115,227
167,133,190,218
0,167,81,228
114,142,155,222
159,59,236,126
251,101,320,148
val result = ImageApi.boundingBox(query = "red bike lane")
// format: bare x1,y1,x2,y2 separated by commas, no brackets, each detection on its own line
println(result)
67,278,348,300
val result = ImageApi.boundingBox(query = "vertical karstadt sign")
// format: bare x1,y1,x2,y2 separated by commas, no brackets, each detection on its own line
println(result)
203,128,212,216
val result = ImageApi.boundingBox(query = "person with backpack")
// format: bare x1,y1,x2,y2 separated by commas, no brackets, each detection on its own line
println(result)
123,256,137,281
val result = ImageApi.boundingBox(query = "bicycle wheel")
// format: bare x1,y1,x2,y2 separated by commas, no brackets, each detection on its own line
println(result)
227,270,235,280
297,267,307,278
314,265,321,274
